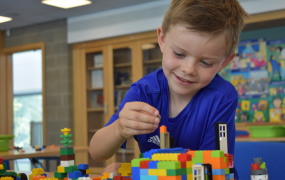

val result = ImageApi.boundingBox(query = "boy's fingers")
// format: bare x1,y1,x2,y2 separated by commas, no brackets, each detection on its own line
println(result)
125,102,159,116
122,118,158,130
121,110,160,125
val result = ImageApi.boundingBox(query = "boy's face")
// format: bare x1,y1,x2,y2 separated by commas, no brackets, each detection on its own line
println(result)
157,24,234,99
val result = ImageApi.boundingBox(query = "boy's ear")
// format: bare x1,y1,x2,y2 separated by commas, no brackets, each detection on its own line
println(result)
157,26,165,53
218,53,235,72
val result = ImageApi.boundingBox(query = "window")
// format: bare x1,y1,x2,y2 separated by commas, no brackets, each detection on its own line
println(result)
12,49,43,147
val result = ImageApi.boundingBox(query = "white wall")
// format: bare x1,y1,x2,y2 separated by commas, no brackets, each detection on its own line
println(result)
67,0,285,44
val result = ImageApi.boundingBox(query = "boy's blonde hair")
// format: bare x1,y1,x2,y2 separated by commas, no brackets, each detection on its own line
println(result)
162,0,248,57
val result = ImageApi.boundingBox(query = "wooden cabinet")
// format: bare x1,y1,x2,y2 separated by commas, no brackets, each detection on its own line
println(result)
72,31,161,172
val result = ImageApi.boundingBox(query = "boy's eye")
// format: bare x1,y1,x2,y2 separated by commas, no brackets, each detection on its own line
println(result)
201,60,213,67
173,51,185,58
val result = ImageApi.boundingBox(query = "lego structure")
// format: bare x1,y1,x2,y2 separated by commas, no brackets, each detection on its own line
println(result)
0,155,28,180
2,122,265,180
250,158,268,180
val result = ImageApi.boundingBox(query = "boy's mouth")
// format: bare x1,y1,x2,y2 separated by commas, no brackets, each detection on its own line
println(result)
175,74,192,84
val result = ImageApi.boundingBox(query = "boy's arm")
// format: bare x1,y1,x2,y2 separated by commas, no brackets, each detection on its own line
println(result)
89,101,160,161
89,120,126,161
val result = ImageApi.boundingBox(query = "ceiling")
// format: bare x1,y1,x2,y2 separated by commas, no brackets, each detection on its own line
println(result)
0,0,156,30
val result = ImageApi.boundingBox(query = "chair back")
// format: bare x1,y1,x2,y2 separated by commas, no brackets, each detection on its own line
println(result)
234,141,285,180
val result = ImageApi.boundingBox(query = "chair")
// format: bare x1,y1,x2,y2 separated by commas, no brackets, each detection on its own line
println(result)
234,141,285,180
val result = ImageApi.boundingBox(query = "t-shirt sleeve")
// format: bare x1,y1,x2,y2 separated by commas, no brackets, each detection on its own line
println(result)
199,95,238,155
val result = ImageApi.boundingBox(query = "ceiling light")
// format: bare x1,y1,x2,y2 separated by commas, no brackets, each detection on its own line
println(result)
0,16,12,23
42,0,92,9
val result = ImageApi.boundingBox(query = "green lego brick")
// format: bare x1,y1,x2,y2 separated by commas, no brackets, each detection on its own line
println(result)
0,162,7,173
1,171,17,177
225,168,229,174
260,162,266,169
60,147,74,155
167,168,186,176
54,172,67,178
140,153,144,158
65,165,78,173
157,161,181,169
131,158,150,167
211,150,224,158
186,167,192,174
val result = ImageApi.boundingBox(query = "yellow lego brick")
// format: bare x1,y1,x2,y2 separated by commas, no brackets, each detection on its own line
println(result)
32,168,45,175
29,174,35,180
186,161,192,168
156,169,167,176
148,169,158,176
57,165,65,173
168,153,179,161
0,177,14,180
0,164,3,170
86,168,91,174
187,174,193,180
118,163,132,176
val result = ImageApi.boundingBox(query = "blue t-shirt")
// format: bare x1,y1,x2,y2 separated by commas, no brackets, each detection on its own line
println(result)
106,68,238,154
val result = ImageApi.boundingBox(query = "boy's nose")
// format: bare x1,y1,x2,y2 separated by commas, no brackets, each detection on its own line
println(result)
180,59,197,76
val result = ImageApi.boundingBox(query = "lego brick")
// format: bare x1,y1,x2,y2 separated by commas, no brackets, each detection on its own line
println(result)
212,174,226,180
140,175,158,180
140,161,151,169
140,169,148,176
178,153,192,162
60,147,74,156
54,172,67,179
166,168,186,176
0,156,3,164
211,150,225,158
212,168,225,175
60,154,75,161
60,160,75,167
118,163,132,176
131,158,151,167
57,165,65,173
131,167,140,180
68,171,82,179
148,161,158,169
157,175,182,180
78,164,89,170
157,161,181,169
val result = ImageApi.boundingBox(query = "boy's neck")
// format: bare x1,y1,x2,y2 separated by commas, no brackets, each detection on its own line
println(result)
168,90,193,118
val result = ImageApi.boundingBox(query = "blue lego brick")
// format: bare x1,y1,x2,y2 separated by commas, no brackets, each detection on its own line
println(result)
140,169,148,175
142,148,188,158
68,171,82,179
225,174,230,180
132,167,140,180
229,173,234,179
78,164,89,170
148,161,158,169
141,175,158,180
181,174,187,180
212,169,225,175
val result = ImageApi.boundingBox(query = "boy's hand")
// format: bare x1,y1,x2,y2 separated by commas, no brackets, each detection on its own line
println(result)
118,102,160,139
102,162,122,176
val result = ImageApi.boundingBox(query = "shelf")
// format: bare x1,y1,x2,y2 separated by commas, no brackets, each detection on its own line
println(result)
87,108,104,112
143,59,162,64
117,148,134,154
115,84,131,89
114,63,132,68
236,137,285,142
88,66,103,70
87,87,104,91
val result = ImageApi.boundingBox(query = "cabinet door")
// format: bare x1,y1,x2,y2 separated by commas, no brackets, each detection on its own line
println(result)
141,39,162,76
85,48,107,170
111,43,138,163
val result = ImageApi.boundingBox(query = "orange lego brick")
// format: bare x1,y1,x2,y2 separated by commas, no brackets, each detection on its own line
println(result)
158,175,182,180
160,125,167,133
202,150,212,164
212,174,226,180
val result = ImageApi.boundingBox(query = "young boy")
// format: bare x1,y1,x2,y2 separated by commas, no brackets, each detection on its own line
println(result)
89,0,248,177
